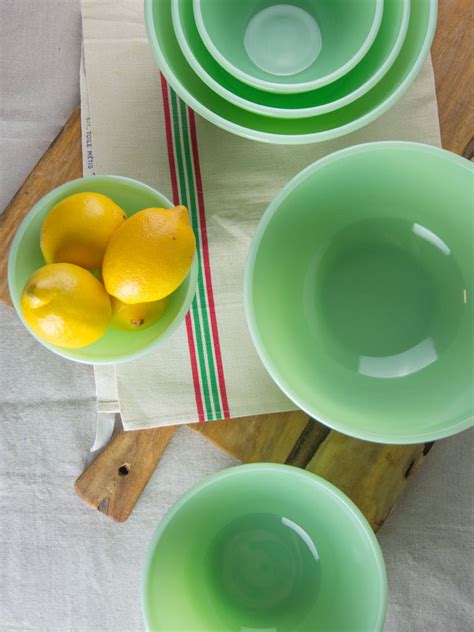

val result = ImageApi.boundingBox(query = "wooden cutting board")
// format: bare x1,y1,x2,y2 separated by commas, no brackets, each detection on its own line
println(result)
1,0,472,526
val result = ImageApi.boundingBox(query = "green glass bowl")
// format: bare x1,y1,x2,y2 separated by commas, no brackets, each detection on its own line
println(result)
145,0,436,144
193,0,383,93
245,142,474,444
173,0,409,118
142,463,387,631
8,176,198,365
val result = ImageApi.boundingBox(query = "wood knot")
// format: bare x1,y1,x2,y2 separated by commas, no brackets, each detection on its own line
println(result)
98,497,110,514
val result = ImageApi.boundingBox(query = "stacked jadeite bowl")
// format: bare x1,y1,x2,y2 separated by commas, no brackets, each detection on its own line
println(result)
145,0,437,144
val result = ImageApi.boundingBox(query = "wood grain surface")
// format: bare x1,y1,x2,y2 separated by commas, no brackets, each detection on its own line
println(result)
75,425,176,522
431,0,474,156
1,0,472,523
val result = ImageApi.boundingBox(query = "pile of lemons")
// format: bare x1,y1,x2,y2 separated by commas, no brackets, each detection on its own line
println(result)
21,192,196,349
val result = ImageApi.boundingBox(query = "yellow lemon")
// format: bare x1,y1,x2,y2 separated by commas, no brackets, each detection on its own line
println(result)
110,296,169,331
103,205,196,304
40,192,127,269
21,263,112,349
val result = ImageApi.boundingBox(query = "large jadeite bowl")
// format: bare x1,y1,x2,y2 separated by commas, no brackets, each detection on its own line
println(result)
193,0,383,93
245,143,474,443
142,464,387,631
8,176,198,365
145,0,436,143
173,0,409,118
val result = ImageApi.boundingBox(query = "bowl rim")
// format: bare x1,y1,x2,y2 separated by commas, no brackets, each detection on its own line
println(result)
7,174,199,366
172,0,410,118
144,0,437,144
192,0,384,94
244,141,474,444
141,462,388,632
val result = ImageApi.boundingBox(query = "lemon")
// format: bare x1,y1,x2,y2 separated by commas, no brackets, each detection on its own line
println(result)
40,192,127,270
110,296,169,331
21,263,112,349
103,206,196,304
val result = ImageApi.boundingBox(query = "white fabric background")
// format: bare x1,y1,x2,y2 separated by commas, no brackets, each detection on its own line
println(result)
0,1,472,631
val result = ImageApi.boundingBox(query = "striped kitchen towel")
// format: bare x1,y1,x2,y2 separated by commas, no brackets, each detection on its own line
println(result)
81,0,441,430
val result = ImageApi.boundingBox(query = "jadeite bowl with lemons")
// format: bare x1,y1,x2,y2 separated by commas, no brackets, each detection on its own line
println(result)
8,176,198,364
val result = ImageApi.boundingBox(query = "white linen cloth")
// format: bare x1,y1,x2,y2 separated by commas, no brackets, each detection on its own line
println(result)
0,2,472,631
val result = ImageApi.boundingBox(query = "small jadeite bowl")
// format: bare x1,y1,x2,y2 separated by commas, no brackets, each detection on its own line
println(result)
8,175,198,365
145,0,436,144
142,464,387,632
193,0,384,94
173,0,409,118
245,143,474,444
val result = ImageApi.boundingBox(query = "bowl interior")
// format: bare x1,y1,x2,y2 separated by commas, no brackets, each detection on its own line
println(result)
195,0,382,89
143,464,386,631
175,0,408,115
246,144,474,443
146,0,435,142
8,176,198,364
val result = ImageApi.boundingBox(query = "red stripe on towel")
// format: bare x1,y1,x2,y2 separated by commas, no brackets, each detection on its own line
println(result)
188,109,230,418
160,74,205,422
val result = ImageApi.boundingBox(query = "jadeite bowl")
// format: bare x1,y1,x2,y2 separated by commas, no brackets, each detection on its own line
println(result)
193,0,383,93
142,464,387,631
245,143,474,444
145,0,436,143
173,0,409,119
8,176,198,365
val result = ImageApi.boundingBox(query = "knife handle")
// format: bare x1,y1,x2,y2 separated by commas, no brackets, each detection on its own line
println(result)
75,426,176,522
